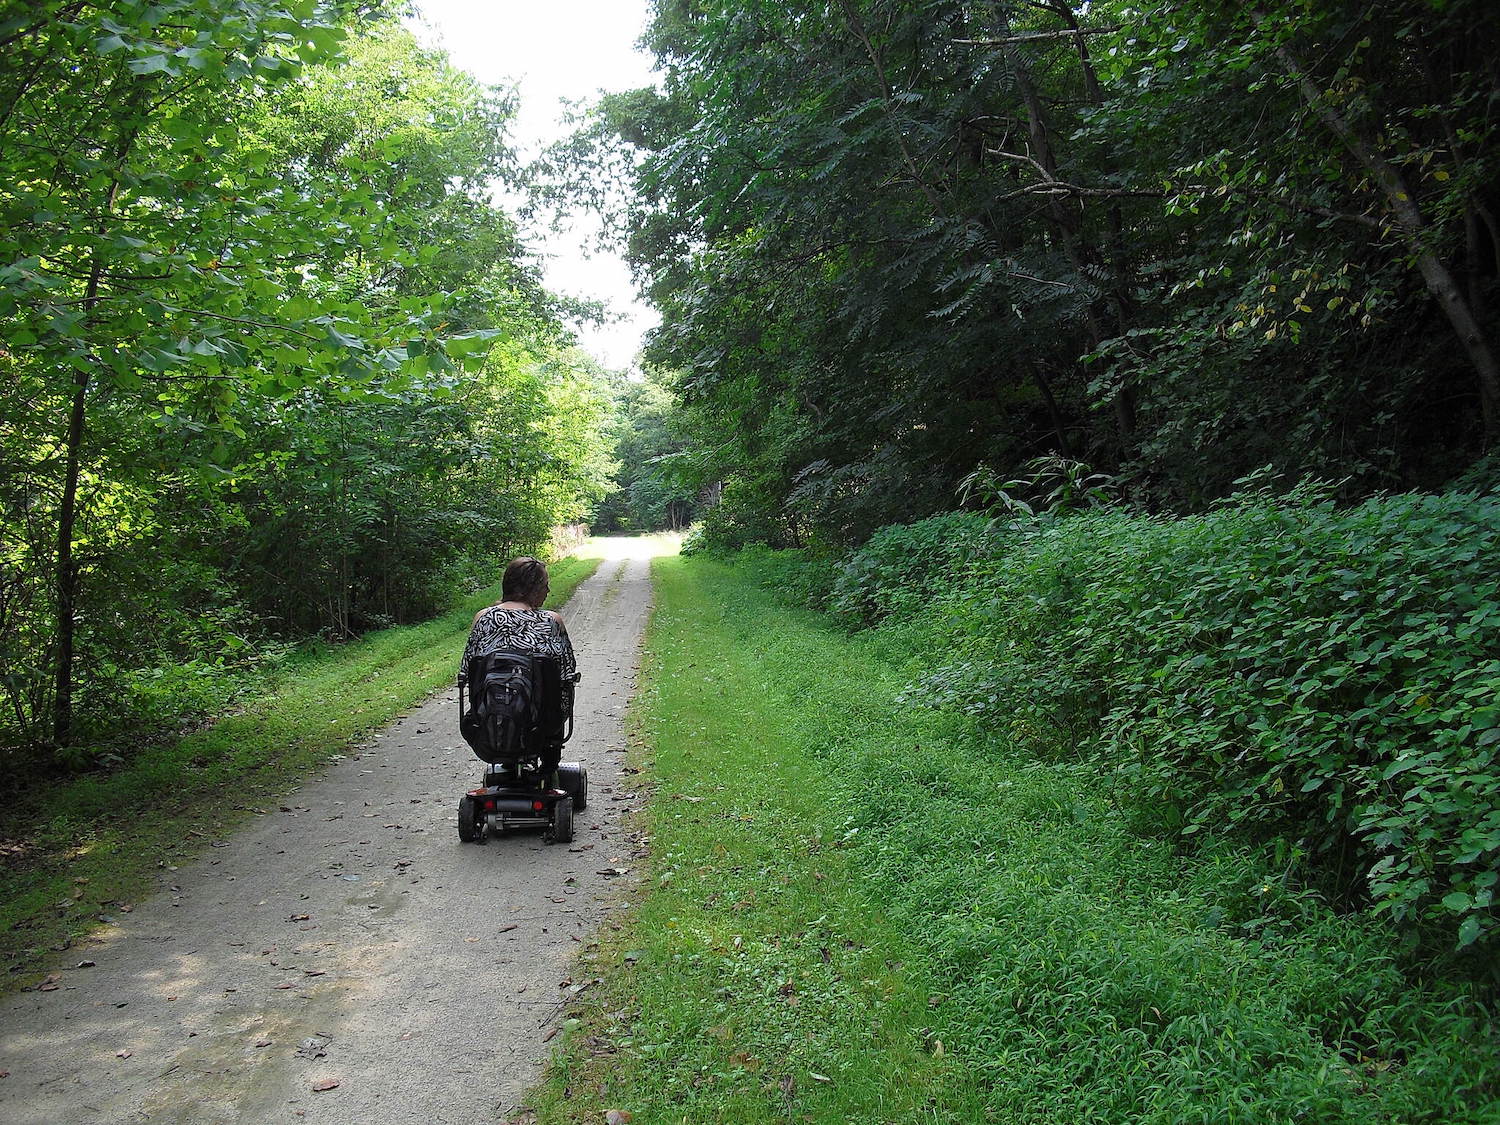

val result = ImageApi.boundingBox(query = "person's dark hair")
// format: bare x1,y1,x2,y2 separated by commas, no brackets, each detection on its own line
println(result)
502,556,549,605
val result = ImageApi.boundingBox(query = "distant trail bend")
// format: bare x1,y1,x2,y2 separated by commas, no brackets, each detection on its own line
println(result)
0,540,658,1124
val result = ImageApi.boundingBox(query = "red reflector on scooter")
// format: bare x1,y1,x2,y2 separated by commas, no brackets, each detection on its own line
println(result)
484,799,496,811
532,799,545,811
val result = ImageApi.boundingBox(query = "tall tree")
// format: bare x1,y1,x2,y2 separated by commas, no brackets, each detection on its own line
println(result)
0,4,609,752
551,0,1499,544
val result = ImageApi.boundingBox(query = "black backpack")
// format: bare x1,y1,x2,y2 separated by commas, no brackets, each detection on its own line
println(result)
460,652,563,763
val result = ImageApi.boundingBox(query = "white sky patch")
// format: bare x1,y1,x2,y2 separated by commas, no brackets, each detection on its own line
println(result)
406,0,661,372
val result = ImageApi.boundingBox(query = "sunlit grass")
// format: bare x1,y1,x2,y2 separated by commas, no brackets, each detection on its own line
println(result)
534,552,1500,1124
0,554,601,988
534,553,988,1123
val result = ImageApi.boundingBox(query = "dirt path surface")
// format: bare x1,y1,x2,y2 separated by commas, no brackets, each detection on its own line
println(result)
0,540,660,1124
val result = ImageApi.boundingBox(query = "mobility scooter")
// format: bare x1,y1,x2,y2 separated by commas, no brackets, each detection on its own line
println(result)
457,651,586,844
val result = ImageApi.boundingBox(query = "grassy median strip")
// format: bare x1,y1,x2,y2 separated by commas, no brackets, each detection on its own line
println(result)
0,553,600,988
536,552,1499,1124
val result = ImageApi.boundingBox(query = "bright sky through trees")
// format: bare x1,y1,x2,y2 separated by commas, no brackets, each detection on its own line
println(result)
406,0,659,371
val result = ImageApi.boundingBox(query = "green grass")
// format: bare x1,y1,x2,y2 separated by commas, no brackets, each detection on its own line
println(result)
0,553,600,989
534,553,1500,1124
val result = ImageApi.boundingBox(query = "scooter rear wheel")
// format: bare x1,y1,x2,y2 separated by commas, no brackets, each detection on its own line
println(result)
550,795,574,844
457,795,482,842
558,762,588,811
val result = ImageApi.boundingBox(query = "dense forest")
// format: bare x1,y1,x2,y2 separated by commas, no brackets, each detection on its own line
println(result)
563,0,1499,545
0,1,615,763
560,0,1500,964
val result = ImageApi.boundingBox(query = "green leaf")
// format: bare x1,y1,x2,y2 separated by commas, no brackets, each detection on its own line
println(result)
127,53,175,76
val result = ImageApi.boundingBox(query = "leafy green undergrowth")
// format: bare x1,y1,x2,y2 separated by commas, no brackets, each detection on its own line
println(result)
0,553,600,988
537,553,1500,1124
820,488,1500,957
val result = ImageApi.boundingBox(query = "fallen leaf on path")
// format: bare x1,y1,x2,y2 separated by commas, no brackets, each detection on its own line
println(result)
605,1111,633,1125
274,983,294,990
116,1050,132,1059
297,1035,331,1060
498,924,518,934
302,969,325,977
77,960,95,968
254,1039,272,1048
288,914,310,922
37,973,61,992
311,1079,340,1092
809,1071,832,1084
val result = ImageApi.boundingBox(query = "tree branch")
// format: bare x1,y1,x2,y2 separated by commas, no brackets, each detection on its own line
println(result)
151,304,325,341
836,0,946,216
984,156,1386,230
953,27,1120,46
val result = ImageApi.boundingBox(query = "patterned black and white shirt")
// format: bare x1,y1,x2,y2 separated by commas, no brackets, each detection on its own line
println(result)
458,607,577,685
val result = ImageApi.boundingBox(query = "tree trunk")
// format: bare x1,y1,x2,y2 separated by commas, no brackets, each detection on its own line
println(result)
1257,11,1500,437
52,368,89,747
1048,0,1139,447
1031,363,1074,457
52,110,136,746
837,0,947,215
998,9,1136,452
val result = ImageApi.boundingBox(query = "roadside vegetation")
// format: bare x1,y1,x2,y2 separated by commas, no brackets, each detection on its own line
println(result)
0,553,599,990
559,0,1499,545
2,3,615,778
537,542,1499,1123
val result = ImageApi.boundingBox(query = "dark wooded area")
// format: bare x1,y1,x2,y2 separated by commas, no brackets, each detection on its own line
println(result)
558,0,1498,546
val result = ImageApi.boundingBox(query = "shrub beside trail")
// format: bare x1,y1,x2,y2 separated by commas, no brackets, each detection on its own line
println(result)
821,488,1500,958
540,551,1500,1124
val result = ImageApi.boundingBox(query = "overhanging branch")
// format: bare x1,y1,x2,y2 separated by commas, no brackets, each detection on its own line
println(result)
954,27,1120,46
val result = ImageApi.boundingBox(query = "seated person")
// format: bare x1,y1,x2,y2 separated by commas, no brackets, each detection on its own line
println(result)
459,556,577,777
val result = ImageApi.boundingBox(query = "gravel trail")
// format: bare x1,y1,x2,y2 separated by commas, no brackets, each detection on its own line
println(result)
0,539,659,1124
